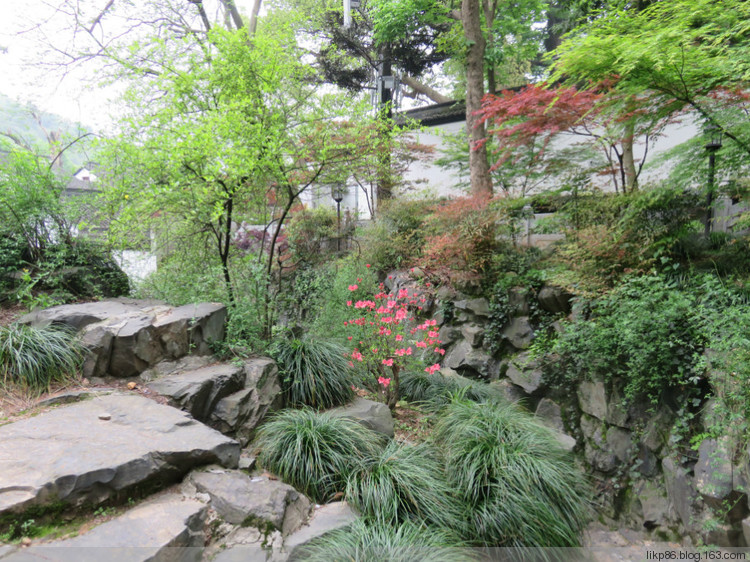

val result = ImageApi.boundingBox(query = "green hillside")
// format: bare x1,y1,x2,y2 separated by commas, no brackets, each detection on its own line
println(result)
0,92,92,172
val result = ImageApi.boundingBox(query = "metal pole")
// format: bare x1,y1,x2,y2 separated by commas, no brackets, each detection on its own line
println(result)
705,150,716,237
337,200,341,252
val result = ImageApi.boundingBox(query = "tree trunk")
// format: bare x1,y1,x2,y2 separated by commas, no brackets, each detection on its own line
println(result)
622,116,638,193
462,0,493,196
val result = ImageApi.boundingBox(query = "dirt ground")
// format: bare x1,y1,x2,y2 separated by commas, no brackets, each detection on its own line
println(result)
0,303,25,327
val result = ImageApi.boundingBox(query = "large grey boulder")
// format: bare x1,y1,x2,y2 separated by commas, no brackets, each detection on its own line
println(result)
20,300,227,378
0,394,239,516
329,397,394,438
188,469,310,535
537,285,573,314
284,501,358,557
577,380,608,421
454,297,490,318
501,316,534,349
693,437,746,520
3,495,207,562
663,457,700,532
505,353,544,394
460,324,485,348
580,415,632,473
443,341,496,379
147,363,246,422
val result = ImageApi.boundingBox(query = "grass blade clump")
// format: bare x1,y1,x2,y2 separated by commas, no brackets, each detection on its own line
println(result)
255,408,385,503
346,440,459,527
401,370,506,410
290,519,475,562
433,399,590,547
0,324,83,390
271,337,355,409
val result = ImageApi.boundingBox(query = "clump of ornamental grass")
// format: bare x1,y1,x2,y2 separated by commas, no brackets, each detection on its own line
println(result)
255,408,385,503
433,399,590,547
400,370,506,410
0,324,83,390
271,336,355,409
290,519,475,562
345,440,459,527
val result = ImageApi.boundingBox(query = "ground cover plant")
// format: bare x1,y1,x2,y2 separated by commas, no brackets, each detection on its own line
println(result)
271,335,355,409
290,519,473,562
433,399,590,547
254,408,385,503
345,440,459,527
0,324,83,391
400,369,506,410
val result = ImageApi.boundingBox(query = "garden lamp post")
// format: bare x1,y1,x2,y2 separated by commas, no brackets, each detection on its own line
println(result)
523,204,533,247
331,182,345,251
704,123,723,237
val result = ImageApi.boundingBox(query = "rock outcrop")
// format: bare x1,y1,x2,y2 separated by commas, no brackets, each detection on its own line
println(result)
20,299,227,378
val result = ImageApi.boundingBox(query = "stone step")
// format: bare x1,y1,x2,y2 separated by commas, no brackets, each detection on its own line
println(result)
145,358,282,447
185,468,310,535
0,394,239,517
1,494,207,562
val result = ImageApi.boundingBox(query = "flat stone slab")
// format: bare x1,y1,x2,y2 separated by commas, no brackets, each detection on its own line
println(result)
188,469,310,535
283,501,358,556
0,395,239,516
1,494,206,562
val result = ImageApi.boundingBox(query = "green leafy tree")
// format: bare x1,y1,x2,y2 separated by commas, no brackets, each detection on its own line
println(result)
550,0,750,156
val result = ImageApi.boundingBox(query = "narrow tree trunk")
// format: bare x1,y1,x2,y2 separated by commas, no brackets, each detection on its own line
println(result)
622,118,638,193
462,0,493,196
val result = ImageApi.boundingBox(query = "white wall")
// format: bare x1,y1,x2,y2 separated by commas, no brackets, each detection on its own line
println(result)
400,116,701,198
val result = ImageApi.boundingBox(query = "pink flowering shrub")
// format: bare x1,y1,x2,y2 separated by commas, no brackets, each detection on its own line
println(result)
345,281,444,410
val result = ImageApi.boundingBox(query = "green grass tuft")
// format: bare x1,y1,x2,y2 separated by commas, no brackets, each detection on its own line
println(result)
433,399,590,547
0,324,83,390
290,519,475,562
255,408,385,503
400,370,506,410
271,337,355,409
346,440,459,527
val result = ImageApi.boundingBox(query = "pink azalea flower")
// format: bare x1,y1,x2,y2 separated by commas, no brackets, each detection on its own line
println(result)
348,284,358,291
425,363,441,375
395,334,403,341
378,376,391,388
366,264,371,268
382,358,394,366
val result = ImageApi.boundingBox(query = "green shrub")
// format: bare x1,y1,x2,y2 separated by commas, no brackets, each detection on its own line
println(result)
290,520,473,562
400,370,506,410
0,324,84,390
359,199,434,271
433,399,590,547
271,336,355,409
345,440,458,527
255,408,385,503
286,206,339,265
546,273,705,404
308,256,378,346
